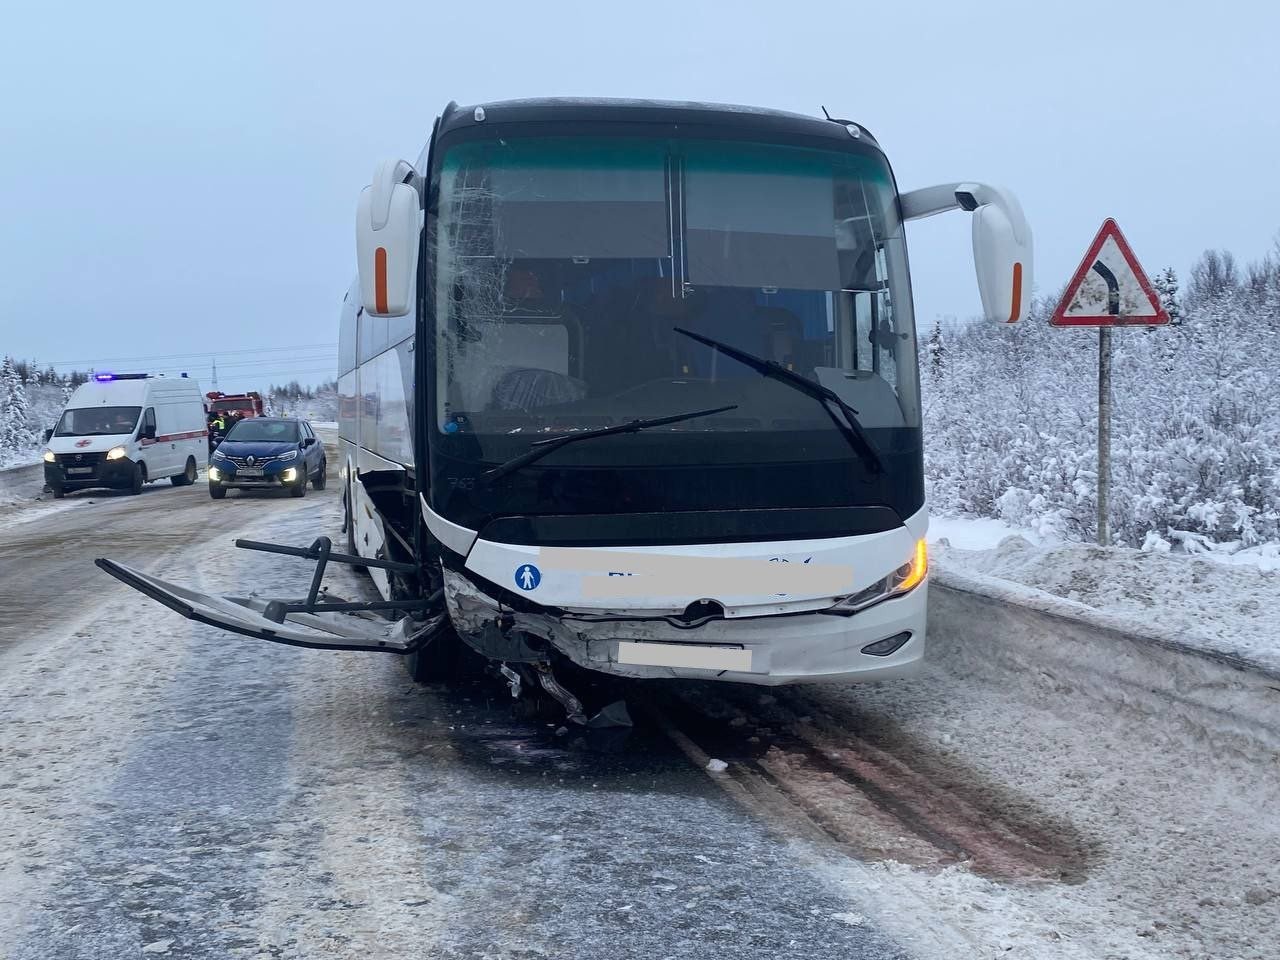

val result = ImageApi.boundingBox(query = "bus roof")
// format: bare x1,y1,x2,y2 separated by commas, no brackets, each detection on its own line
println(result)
439,97,881,150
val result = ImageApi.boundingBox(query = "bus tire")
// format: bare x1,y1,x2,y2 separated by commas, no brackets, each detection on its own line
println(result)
344,484,367,571
406,627,472,683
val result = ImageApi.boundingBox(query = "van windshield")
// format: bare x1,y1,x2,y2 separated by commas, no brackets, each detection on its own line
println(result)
54,406,141,437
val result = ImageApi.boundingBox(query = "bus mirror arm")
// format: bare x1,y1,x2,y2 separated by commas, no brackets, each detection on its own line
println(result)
899,181,1033,324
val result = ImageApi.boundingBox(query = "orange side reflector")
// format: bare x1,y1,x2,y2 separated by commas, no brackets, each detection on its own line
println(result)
1007,261,1023,323
374,247,388,314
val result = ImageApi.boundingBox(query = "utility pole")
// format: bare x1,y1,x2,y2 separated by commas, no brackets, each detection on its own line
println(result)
211,357,218,390
1096,326,1112,546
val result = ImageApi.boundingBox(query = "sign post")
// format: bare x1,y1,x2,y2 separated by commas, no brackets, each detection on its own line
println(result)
1050,219,1169,546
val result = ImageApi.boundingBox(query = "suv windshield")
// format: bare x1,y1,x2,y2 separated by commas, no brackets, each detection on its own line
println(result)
54,406,141,437
226,420,299,443
432,135,919,466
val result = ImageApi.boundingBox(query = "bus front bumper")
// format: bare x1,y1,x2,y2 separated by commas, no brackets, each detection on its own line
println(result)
443,571,927,685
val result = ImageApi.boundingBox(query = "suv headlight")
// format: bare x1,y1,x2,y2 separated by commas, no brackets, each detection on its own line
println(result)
106,446,128,461
823,540,927,616
43,449,56,463
211,449,226,461
277,449,297,462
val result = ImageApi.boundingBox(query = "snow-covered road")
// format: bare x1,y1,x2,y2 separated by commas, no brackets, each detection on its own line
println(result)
1,482,1277,959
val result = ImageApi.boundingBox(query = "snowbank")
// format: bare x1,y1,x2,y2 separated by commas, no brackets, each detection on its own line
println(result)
0,463,46,509
930,517,1280,674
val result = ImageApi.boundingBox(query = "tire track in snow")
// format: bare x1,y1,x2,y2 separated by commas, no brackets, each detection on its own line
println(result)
654,686,1090,884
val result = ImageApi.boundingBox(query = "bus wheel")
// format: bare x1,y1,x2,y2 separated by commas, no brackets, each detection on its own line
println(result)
406,627,475,683
344,484,367,571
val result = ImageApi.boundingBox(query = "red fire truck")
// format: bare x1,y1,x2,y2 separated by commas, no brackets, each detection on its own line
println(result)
205,391,265,451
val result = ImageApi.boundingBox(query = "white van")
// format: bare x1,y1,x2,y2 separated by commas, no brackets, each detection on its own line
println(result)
43,374,208,497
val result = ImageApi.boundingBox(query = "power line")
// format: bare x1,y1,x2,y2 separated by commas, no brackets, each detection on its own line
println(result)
146,355,335,373
43,342,337,367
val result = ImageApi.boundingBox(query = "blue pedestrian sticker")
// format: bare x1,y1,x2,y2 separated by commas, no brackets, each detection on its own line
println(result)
514,563,541,591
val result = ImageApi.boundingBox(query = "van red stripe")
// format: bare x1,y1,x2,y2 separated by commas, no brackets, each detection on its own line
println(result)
141,429,208,446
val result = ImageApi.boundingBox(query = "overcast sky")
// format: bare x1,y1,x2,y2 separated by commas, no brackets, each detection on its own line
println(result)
3,0,1277,392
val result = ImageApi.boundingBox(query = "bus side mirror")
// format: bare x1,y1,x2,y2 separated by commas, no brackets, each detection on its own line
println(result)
900,181,1033,324
964,186,1033,324
356,159,421,318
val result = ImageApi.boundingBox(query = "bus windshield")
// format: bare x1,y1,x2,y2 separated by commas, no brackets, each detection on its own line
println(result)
432,135,919,468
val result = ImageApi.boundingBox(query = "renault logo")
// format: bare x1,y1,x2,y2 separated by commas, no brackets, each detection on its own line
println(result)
246,456,255,467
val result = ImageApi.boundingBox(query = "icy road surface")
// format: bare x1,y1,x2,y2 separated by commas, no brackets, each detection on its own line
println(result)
1,474,1278,958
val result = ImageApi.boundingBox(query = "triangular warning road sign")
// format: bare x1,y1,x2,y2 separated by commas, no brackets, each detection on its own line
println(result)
1050,219,1170,327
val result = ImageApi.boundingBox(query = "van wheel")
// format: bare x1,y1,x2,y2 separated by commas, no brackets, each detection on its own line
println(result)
51,484,65,500
172,457,197,486
312,458,327,490
129,464,145,495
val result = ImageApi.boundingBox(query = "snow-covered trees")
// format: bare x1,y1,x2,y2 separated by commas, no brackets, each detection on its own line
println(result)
0,355,39,459
926,318,947,378
1152,267,1183,325
923,246,1280,549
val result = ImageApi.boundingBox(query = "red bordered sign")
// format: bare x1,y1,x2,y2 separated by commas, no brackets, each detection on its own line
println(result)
1051,219,1170,327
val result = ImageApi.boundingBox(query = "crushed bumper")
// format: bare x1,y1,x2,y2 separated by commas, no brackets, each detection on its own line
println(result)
443,568,926,685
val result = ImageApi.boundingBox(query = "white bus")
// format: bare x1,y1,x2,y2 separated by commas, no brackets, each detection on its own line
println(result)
101,99,1030,723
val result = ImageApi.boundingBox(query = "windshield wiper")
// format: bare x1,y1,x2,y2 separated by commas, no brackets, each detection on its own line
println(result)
482,404,738,484
672,327,884,474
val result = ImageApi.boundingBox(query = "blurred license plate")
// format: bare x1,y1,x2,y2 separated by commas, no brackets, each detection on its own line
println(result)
238,467,263,477
66,467,92,475
616,641,752,672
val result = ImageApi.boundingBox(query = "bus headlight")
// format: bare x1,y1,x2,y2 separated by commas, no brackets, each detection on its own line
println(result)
43,449,56,463
106,446,128,461
823,539,927,616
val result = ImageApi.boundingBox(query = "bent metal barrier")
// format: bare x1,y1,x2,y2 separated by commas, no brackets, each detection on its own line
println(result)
927,566,1280,758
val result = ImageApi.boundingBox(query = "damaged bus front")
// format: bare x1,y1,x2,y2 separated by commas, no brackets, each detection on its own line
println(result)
99,99,1031,718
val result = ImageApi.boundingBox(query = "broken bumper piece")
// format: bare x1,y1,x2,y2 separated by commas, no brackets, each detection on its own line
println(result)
95,558,444,653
